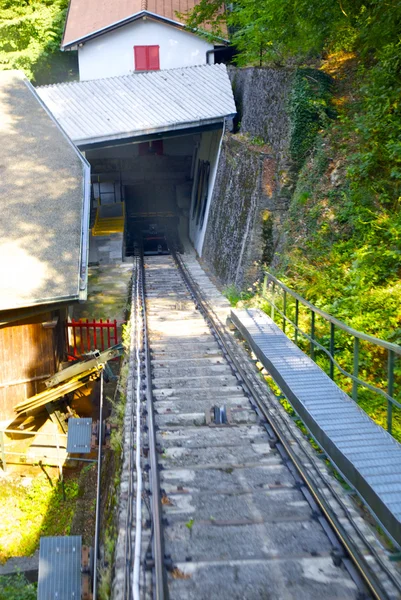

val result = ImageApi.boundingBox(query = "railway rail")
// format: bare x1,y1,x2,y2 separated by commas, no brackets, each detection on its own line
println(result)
112,246,401,600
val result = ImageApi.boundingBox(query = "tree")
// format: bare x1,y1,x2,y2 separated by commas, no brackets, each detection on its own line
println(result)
0,0,77,83
185,0,401,67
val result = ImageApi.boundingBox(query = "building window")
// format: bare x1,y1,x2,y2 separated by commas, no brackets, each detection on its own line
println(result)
134,46,160,71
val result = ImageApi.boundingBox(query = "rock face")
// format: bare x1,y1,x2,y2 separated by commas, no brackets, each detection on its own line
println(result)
202,67,296,289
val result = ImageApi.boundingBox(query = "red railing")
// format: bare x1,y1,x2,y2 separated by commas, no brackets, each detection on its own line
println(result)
66,319,120,358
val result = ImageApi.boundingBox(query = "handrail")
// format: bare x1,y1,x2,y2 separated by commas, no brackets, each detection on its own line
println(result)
264,272,401,355
261,272,400,437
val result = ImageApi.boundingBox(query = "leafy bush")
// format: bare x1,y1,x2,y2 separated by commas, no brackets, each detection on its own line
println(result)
0,573,36,600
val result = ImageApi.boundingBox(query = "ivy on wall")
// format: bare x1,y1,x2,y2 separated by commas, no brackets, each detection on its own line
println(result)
288,69,334,169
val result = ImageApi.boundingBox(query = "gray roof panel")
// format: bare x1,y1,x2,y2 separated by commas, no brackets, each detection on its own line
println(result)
0,71,90,311
36,64,237,147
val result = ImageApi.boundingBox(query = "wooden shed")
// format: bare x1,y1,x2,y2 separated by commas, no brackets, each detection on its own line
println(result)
0,70,90,426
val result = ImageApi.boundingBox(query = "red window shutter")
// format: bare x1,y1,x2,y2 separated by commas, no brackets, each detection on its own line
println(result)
134,45,160,71
147,46,160,70
134,46,148,71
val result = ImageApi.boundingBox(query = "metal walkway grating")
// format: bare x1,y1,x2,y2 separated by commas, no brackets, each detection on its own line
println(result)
231,307,401,547
37,535,82,600
67,418,92,453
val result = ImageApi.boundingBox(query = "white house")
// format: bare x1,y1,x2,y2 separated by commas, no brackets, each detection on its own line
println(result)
62,0,227,81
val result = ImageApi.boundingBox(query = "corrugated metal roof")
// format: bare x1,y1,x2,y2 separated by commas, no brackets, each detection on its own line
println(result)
37,64,236,147
62,0,218,48
0,71,90,312
38,536,82,600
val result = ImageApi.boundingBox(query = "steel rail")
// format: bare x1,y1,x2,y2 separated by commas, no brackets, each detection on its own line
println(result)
172,249,398,600
133,259,144,600
139,252,169,600
124,259,138,600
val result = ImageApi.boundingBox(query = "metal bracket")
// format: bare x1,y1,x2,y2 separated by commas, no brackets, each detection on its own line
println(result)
205,405,232,426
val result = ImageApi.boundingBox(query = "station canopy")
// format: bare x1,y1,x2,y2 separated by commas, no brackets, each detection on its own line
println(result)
36,64,236,149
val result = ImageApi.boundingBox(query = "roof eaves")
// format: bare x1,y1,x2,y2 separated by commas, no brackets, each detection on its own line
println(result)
74,115,235,148
0,302,74,327
62,10,173,49
0,293,81,316
62,10,228,49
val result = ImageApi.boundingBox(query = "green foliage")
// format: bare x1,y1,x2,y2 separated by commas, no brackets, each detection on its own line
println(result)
223,284,253,306
347,42,401,199
186,0,358,66
0,572,37,600
250,136,265,147
289,69,334,168
0,0,77,83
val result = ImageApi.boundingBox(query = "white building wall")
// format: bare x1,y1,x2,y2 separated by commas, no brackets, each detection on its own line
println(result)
189,128,223,256
78,18,214,81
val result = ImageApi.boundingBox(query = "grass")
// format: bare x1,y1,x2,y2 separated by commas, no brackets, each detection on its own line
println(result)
0,469,80,563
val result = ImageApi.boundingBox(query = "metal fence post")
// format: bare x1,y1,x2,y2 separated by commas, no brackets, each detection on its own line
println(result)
387,350,395,435
295,299,299,344
352,337,360,402
271,282,275,321
330,322,335,380
262,275,267,298
310,311,315,360
283,290,287,334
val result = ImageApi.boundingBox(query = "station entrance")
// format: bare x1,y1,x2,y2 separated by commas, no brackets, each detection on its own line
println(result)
85,127,223,259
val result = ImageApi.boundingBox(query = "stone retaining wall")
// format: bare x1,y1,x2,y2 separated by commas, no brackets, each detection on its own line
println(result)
201,67,296,289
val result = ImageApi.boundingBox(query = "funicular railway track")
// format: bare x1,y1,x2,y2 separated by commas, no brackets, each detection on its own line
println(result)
115,245,401,600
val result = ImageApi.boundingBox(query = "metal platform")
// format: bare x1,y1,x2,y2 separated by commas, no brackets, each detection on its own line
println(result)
67,418,93,453
231,307,401,547
37,535,82,600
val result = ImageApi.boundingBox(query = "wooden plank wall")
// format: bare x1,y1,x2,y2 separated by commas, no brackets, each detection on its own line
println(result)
0,310,63,423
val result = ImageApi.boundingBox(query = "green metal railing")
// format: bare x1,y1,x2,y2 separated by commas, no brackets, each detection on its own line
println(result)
261,272,401,436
